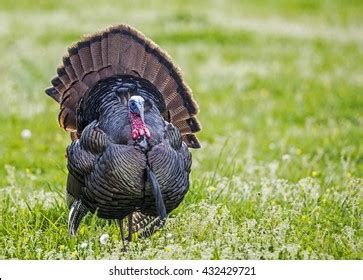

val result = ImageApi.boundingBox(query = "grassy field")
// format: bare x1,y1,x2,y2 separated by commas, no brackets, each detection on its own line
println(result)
0,0,362,259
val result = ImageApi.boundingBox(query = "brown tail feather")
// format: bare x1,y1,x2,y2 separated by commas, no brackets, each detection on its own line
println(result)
182,134,201,148
45,23,201,147
78,42,93,75
50,76,65,95
45,86,61,102
68,47,84,81
77,41,96,86
57,66,71,86
174,117,201,134
121,38,145,75
99,33,112,78
58,107,77,131
90,35,103,72
63,56,78,85
107,29,122,74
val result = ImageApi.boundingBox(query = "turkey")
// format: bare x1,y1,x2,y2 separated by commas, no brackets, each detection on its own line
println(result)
45,24,201,240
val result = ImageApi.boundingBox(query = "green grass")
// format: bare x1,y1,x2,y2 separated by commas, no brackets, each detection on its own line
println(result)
0,0,362,259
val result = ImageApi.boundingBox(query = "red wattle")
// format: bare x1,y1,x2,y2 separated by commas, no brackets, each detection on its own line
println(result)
132,129,139,140
130,113,150,140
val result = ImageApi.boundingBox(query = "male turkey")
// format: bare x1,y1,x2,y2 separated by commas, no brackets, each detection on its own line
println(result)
45,24,201,240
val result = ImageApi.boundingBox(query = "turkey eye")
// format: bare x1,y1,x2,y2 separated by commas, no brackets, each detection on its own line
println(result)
130,102,137,112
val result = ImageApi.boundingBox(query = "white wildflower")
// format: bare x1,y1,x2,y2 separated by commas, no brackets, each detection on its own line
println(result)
25,190,60,209
245,219,257,230
80,242,88,249
99,233,109,245
21,129,32,139
268,161,279,177
282,154,291,161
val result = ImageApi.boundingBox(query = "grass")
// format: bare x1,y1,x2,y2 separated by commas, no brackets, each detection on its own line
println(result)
0,0,362,259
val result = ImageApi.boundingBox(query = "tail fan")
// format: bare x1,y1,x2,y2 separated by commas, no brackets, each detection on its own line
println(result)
45,24,201,148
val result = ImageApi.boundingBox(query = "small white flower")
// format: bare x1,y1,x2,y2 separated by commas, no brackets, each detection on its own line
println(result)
99,233,109,245
166,233,173,239
80,242,88,249
21,129,32,139
282,154,291,161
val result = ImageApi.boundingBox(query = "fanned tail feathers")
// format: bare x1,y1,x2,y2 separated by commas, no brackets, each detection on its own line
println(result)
45,24,201,148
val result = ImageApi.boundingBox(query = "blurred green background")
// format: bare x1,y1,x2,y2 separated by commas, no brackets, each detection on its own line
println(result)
0,0,362,259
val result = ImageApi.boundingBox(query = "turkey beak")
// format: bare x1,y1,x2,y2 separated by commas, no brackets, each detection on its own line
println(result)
138,103,145,122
